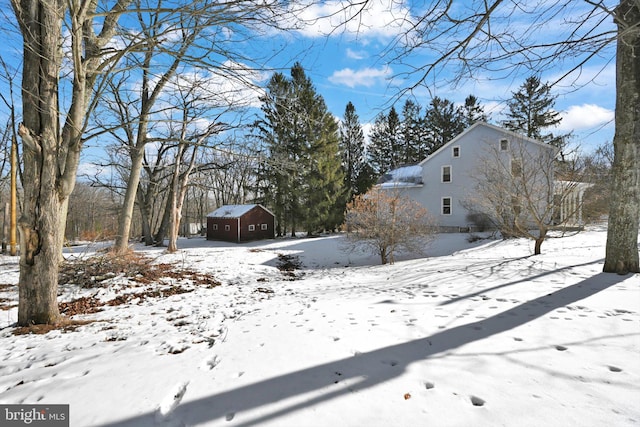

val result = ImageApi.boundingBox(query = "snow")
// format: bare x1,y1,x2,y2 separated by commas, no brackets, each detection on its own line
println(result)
207,205,261,218
377,165,424,187
1,225,639,427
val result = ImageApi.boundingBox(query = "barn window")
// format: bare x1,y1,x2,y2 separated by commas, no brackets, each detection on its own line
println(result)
224,225,230,231
212,224,218,231
261,224,268,230
442,197,452,215
249,224,255,231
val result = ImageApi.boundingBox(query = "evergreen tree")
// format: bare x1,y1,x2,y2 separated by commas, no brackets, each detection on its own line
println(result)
460,95,489,128
339,102,373,200
368,106,403,175
424,97,465,154
502,76,569,152
254,72,296,236
400,99,426,163
256,63,345,235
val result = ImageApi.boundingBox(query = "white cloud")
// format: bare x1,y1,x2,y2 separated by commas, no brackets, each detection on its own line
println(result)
292,0,413,39
557,104,614,132
329,66,392,88
346,48,367,60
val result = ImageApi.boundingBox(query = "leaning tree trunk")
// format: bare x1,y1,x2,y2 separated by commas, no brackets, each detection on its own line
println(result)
604,0,640,274
15,1,65,325
114,146,146,254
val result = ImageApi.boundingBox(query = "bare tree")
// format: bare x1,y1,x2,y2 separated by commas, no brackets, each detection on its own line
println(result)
8,0,302,326
10,0,131,325
581,143,613,223
464,137,587,255
198,143,257,208
163,78,228,252
65,183,119,242
351,0,638,273
345,188,436,264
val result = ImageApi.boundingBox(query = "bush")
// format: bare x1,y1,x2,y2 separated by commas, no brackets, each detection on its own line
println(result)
344,188,436,264
465,212,494,232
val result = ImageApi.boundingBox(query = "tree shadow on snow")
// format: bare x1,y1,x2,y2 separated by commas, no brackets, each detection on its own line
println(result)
439,259,605,306
98,272,628,427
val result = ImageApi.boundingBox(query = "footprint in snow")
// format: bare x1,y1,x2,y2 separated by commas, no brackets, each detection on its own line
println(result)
609,366,623,372
555,345,568,351
157,381,189,420
470,396,485,406
200,355,220,371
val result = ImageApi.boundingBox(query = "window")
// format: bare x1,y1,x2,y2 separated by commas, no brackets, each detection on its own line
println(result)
224,224,230,231
452,146,460,157
442,197,452,215
212,224,218,231
500,139,509,151
261,224,268,230
248,224,255,231
442,165,451,183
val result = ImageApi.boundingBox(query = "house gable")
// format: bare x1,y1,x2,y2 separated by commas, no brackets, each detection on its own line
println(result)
379,122,556,231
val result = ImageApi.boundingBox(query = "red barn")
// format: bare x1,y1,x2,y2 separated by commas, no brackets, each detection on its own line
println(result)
206,204,275,243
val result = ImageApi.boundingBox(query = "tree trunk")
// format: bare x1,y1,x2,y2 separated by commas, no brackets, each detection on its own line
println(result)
137,188,154,246
13,0,129,325
17,129,63,325
154,181,174,246
114,147,145,254
604,0,640,274
167,147,184,253
15,1,65,325
534,237,544,255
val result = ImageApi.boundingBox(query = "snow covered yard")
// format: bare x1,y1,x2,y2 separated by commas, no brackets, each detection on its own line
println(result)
0,226,638,427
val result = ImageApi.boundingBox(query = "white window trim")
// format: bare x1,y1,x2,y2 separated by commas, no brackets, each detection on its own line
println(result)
442,197,452,215
248,224,255,232
212,224,218,231
452,146,460,157
224,224,231,231
261,223,268,230
441,165,452,183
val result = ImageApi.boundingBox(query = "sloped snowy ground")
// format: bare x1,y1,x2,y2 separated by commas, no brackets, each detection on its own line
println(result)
0,226,638,427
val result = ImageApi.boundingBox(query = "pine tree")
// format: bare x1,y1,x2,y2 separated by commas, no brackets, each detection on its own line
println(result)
424,97,465,154
460,95,489,128
256,63,345,235
339,102,373,200
502,76,569,152
254,72,297,236
368,106,403,175
400,99,425,163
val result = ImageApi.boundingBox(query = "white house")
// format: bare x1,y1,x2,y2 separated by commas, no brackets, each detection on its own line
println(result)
378,122,573,231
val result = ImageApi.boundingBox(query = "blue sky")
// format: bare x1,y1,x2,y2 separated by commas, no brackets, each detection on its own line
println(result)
260,0,618,153
0,0,617,166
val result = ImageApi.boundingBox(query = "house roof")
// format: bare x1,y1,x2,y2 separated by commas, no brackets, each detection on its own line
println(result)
206,204,273,218
377,164,424,188
419,121,557,166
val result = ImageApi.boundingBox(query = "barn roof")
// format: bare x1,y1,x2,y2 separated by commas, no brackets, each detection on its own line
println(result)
206,204,273,218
